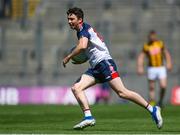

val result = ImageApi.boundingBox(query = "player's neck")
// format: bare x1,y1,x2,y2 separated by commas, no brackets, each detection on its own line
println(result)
76,22,84,31
148,39,157,45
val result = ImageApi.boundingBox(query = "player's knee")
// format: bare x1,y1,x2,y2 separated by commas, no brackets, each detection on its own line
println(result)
160,84,167,89
71,83,82,93
149,85,155,91
71,85,78,93
117,88,131,99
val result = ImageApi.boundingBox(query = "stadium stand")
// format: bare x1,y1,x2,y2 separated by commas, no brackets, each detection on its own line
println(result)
0,0,179,96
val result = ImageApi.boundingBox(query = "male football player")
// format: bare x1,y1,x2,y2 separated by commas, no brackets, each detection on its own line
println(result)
137,30,172,107
63,7,163,130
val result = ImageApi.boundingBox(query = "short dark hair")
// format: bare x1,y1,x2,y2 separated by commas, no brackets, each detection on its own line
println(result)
149,30,156,35
67,7,84,20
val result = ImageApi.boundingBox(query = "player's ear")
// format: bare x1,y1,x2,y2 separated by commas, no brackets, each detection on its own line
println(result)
78,18,83,24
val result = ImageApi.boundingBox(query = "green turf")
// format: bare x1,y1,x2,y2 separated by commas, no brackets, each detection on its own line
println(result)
0,104,180,134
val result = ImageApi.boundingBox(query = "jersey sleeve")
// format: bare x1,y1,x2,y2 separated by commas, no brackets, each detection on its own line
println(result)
142,44,148,53
77,30,90,39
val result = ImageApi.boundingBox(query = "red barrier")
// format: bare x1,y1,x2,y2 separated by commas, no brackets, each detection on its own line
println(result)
171,86,180,105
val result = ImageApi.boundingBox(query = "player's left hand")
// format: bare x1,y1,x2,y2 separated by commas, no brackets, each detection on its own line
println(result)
137,66,144,75
166,63,172,71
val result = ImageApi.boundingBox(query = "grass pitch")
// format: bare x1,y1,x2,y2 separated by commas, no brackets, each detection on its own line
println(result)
0,104,179,134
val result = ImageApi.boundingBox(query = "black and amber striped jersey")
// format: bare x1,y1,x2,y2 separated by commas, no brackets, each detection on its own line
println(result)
143,40,165,67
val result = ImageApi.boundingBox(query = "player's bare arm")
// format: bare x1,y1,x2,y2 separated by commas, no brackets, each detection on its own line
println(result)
163,48,172,71
63,37,88,67
137,51,145,75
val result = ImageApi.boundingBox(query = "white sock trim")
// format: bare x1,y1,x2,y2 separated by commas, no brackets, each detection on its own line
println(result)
147,104,153,113
84,109,92,117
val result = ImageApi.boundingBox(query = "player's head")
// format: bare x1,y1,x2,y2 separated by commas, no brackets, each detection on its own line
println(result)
67,7,84,30
148,30,157,42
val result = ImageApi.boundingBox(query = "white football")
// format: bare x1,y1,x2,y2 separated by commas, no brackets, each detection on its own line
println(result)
70,47,88,64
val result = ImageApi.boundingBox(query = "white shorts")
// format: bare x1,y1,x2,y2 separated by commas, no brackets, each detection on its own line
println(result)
147,66,167,80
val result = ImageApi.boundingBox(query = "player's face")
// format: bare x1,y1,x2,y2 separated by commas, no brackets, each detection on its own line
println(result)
67,14,82,30
149,33,157,41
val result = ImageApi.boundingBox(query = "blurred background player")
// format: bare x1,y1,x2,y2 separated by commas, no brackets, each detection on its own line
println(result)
63,7,163,130
95,82,111,104
137,30,172,107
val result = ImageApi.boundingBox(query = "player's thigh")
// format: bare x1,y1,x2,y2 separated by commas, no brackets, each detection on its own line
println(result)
158,67,167,88
147,67,157,80
108,77,127,94
72,74,96,92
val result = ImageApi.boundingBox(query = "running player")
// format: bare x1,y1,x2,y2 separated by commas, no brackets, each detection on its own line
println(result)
137,30,172,107
63,7,163,130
